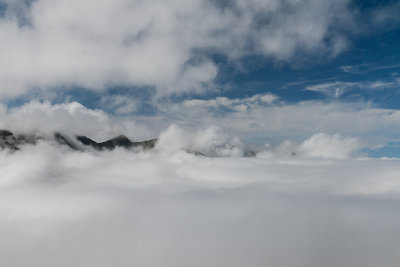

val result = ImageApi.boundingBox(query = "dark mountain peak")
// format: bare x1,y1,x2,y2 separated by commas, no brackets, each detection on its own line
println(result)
76,134,156,151
54,133,80,150
99,135,132,149
76,135,100,149
112,134,129,140
16,133,42,145
0,130,13,137
110,135,132,144
131,138,157,150
0,129,18,151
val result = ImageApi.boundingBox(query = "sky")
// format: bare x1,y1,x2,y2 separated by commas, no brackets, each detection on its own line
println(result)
1,0,400,266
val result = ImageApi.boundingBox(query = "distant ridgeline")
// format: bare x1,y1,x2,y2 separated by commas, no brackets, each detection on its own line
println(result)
0,130,260,157
0,129,157,152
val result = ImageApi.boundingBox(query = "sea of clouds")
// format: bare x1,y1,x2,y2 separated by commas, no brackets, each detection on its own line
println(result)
1,101,400,267
1,0,400,265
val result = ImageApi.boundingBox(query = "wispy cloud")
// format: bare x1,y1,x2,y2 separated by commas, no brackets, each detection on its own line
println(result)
305,81,362,98
100,95,139,115
340,63,400,75
305,78,400,98
182,93,278,112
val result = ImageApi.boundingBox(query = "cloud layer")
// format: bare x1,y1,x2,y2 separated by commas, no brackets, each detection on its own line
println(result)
0,0,360,97
2,137,400,266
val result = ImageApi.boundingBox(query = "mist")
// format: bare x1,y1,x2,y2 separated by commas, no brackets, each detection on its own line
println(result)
2,128,400,266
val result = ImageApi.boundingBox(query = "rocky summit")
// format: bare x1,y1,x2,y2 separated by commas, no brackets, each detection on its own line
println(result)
0,130,18,151
75,134,157,150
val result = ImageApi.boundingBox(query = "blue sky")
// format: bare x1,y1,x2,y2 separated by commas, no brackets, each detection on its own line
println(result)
1,0,400,156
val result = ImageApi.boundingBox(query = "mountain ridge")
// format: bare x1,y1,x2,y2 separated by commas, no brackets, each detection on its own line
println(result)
1,129,258,157
1,129,157,152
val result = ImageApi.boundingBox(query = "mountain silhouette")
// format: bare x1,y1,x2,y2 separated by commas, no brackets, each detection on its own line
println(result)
1,129,255,157
0,130,19,151
76,134,156,150
1,129,157,152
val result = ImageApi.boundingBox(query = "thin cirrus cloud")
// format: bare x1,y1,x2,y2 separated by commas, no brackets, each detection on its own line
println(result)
305,78,400,98
340,63,400,75
0,0,360,98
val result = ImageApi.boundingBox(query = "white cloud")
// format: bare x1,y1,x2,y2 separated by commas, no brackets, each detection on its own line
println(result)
340,63,372,74
299,133,360,159
340,63,400,75
306,82,361,98
156,124,242,156
259,92,278,104
0,0,359,98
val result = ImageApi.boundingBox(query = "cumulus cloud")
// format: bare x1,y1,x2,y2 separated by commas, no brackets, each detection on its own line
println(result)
156,124,243,156
256,133,361,159
299,133,360,159
0,0,365,97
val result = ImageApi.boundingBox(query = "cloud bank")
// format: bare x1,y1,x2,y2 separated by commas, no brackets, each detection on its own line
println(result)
2,135,400,266
1,99,400,266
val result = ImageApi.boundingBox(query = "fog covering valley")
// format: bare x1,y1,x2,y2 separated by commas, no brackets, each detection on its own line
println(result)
1,101,400,267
